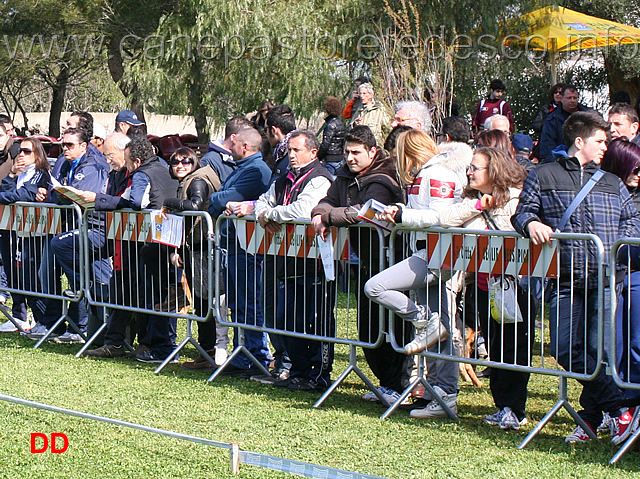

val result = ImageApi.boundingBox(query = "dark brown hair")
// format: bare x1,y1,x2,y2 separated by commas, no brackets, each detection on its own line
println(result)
463,147,526,208
169,147,200,179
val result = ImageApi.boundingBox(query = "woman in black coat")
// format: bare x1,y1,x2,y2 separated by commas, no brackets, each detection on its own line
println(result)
317,96,345,175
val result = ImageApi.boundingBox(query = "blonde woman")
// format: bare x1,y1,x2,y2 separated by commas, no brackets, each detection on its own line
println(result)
365,129,472,417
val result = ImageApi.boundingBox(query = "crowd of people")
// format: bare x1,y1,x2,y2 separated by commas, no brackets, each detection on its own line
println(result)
0,76,640,447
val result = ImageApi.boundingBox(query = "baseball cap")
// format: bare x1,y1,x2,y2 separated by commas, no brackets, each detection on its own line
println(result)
512,133,533,153
115,110,144,126
93,123,107,140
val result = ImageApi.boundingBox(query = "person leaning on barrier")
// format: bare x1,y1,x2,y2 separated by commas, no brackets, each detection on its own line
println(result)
28,126,109,344
252,129,334,392
81,133,156,360
601,138,640,422
209,127,272,377
439,147,531,430
159,147,230,370
310,125,410,401
0,137,51,333
512,111,640,444
123,137,181,364
364,129,471,414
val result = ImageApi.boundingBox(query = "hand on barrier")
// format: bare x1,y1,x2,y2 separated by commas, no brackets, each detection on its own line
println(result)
258,212,282,233
225,201,254,217
527,221,553,245
170,252,183,268
311,214,328,240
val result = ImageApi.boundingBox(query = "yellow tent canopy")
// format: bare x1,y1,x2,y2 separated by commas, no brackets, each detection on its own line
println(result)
509,6,640,83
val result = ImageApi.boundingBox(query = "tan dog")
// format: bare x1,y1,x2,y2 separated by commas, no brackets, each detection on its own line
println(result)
459,326,483,387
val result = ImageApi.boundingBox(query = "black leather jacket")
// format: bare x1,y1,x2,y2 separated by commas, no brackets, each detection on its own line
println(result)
318,115,345,162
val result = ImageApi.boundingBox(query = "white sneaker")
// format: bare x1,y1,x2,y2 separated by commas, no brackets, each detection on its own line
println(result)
0,317,33,332
404,311,449,355
361,386,402,404
52,331,86,344
25,323,57,340
214,347,228,366
409,386,457,418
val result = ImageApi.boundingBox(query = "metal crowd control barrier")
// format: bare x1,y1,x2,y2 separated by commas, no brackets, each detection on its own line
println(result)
609,238,640,464
212,215,389,406
383,226,607,444
0,202,86,348
78,209,215,372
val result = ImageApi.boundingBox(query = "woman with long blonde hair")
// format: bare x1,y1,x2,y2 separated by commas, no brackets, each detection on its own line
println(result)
365,128,473,416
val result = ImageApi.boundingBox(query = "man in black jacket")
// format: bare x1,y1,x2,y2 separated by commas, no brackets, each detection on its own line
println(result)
311,126,413,404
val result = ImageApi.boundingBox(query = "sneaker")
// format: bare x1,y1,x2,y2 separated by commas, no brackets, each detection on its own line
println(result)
598,412,613,436
409,386,457,418
25,323,59,340
0,317,32,333
403,312,449,355
251,369,290,385
483,408,508,426
565,424,596,443
214,347,228,366
52,332,86,344
84,344,126,358
612,408,640,446
136,351,178,364
126,344,151,358
361,386,402,404
287,377,326,392
218,364,260,378
498,407,528,430
398,398,430,411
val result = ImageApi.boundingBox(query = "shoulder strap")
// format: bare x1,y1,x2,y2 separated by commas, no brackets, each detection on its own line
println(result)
556,169,604,232
479,99,486,110
499,101,505,115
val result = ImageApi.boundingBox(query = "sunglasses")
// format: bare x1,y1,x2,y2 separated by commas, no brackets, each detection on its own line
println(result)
61,142,78,149
633,167,640,176
170,158,194,166
19,148,33,154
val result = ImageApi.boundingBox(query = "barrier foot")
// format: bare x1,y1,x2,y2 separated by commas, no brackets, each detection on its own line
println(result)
75,323,107,358
314,344,378,408
380,377,435,420
610,426,640,464
33,310,70,349
0,303,30,333
154,320,216,374
518,377,595,449
206,345,269,382
154,336,191,374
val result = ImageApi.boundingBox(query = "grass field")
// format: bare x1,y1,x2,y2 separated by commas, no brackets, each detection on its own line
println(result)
1,323,640,479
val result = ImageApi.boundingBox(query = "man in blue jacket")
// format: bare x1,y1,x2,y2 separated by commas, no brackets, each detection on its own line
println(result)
538,85,590,163
28,127,109,343
209,127,272,377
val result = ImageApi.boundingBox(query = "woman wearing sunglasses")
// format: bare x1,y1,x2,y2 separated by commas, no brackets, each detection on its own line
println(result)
0,137,50,333
161,147,230,368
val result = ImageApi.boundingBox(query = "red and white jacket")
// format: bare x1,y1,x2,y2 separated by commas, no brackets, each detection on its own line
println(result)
400,141,473,251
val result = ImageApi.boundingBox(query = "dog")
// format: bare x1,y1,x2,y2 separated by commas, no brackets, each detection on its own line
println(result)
459,325,484,388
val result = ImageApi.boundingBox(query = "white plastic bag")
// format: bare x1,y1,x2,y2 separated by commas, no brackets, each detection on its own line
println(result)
489,276,522,323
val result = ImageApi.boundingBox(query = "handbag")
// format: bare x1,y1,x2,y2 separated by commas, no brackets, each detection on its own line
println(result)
488,275,522,323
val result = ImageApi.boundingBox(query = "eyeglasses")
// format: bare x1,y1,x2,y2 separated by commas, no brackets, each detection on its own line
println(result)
393,116,414,123
19,148,33,154
61,142,78,149
468,165,488,173
170,158,194,166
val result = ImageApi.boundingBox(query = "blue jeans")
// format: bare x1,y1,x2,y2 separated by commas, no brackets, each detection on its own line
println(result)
549,285,624,426
617,271,640,403
224,240,270,369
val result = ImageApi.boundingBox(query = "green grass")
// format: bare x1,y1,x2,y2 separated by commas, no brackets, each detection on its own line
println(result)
1,326,640,479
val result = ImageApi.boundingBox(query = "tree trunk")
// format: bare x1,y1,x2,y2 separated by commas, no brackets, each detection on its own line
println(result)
189,58,209,143
107,35,147,126
604,54,640,107
48,65,70,138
